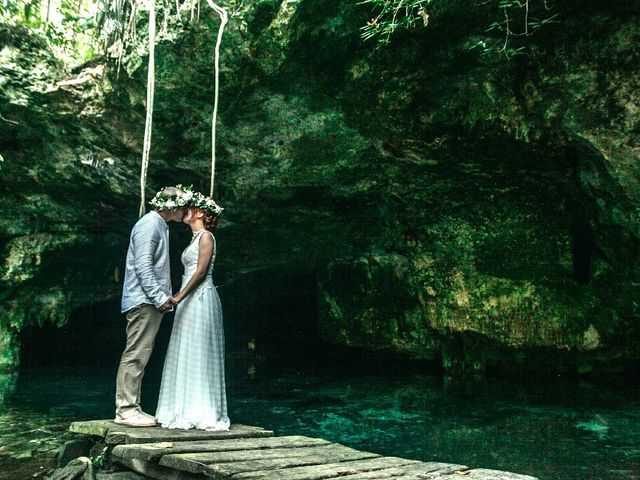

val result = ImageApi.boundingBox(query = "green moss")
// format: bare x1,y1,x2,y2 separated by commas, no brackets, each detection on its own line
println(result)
2,2,639,377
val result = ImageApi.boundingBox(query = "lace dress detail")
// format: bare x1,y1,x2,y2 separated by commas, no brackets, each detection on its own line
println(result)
156,230,230,431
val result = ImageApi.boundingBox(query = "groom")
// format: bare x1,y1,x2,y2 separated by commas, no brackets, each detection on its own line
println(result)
114,186,187,427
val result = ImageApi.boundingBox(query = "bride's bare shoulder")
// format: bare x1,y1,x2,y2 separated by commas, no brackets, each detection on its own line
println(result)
199,231,216,246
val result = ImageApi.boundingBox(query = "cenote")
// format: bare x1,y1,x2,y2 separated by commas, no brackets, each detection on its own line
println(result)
2,1,640,479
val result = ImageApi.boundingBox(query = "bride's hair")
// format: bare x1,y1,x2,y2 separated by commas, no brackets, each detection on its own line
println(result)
201,209,220,231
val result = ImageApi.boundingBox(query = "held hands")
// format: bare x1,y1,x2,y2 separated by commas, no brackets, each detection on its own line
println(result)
158,299,174,314
158,294,183,313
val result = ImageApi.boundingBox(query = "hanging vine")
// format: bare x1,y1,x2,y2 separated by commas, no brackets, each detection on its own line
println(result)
96,0,228,213
139,0,156,217
205,0,227,197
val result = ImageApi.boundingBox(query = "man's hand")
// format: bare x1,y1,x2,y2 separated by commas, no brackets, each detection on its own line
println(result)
158,299,174,313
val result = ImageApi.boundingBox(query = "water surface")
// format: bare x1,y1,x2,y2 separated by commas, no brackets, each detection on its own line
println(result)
2,358,639,480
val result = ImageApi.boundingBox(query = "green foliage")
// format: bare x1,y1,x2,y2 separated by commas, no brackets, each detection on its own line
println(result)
90,445,108,467
0,0,100,65
359,0,432,45
360,0,560,58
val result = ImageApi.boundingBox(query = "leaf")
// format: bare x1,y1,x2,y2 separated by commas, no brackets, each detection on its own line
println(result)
485,21,504,32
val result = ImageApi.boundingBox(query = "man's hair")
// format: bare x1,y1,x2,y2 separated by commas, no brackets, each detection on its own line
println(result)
159,186,185,197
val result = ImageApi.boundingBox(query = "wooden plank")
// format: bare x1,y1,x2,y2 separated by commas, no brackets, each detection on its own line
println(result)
206,453,381,479
453,469,538,480
113,435,330,462
160,444,381,478
69,420,273,445
231,457,421,480
335,461,469,479
94,471,151,480
69,420,115,437
115,455,205,480
163,444,368,465
72,420,539,480
107,424,273,445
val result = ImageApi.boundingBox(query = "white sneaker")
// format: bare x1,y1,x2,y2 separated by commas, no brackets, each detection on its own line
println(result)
137,410,158,422
114,412,157,427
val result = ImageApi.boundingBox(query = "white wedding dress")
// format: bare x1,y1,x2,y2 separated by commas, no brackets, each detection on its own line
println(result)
156,230,230,431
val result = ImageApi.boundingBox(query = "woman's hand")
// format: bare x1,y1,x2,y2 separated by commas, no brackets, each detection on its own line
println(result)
171,294,182,305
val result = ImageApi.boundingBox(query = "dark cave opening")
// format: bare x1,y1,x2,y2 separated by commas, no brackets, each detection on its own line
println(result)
18,263,433,380
564,145,597,285
16,265,341,371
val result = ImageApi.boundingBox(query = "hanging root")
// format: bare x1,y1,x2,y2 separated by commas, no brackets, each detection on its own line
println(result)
119,0,225,211
139,0,157,218
205,0,228,197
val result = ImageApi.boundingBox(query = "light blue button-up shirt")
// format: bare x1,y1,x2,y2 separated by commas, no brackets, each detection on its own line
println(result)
121,211,172,313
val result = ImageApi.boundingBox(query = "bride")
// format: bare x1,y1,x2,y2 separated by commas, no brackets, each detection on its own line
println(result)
155,190,230,431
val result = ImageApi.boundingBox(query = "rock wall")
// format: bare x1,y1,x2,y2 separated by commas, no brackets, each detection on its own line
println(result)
0,25,135,389
1,0,638,382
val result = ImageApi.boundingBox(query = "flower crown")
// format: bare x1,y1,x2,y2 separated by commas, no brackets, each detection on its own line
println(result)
189,191,224,216
148,185,193,210
149,184,224,215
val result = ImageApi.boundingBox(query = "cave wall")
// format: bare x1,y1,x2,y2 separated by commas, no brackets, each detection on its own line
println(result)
1,0,639,381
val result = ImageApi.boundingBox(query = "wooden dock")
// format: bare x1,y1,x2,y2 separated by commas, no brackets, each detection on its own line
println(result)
69,420,538,480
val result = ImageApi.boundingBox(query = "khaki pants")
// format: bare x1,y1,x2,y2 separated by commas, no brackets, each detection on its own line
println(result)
115,304,163,419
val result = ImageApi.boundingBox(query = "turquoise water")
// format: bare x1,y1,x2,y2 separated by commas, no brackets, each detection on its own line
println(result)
2,358,639,480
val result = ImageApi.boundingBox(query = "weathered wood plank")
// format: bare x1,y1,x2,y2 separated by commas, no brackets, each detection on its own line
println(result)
70,420,539,480
206,453,381,480
160,444,381,478
162,444,369,466
69,420,273,445
95,471,151,480
454,469,538,480
113,435,330,462
231,456,421,480
116,455,205,480
69,420,115,437
335,461,469,479
95,472,151,480
107,424,273,445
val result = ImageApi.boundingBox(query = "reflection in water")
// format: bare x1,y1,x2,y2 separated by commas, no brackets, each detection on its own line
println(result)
1,359,639,480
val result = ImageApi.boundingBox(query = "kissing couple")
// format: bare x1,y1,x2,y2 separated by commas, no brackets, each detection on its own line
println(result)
113,185,230,431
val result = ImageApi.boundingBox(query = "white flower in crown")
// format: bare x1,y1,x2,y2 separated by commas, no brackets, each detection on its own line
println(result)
174,184,196,206
149,184,194,210
187,190,224,215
